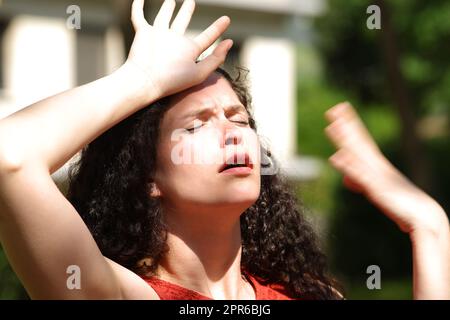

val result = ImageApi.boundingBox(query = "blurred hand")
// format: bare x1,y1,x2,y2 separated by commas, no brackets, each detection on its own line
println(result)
325,102,448,234
125,0,233,100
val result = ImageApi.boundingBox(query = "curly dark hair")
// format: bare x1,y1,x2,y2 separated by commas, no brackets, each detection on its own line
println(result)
66,67,343,300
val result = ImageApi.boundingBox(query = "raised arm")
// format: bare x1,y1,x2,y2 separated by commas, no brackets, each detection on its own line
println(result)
325,102,450,299
0,0,232,174
0,0,232,299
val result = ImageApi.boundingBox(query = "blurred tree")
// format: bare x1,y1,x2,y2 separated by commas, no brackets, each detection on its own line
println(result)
375,0,431,190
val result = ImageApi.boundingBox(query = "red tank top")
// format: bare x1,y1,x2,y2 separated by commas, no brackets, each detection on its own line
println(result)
141,272,295,300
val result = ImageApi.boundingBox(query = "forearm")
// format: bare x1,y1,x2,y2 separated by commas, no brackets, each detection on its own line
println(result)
410,209,450,299
0,63,156,174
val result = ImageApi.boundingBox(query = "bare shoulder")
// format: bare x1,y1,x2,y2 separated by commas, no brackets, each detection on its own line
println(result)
105,257,160,300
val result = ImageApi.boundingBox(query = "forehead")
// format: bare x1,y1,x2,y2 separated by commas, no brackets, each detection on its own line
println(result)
166,73,242,118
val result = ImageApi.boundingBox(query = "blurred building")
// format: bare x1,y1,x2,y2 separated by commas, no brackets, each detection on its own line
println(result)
0,0,324,192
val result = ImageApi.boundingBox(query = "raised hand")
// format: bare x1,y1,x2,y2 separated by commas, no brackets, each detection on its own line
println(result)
324,102,447,234
126,0,233,100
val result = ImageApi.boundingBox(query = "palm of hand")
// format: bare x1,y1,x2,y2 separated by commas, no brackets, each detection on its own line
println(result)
126,0,232,98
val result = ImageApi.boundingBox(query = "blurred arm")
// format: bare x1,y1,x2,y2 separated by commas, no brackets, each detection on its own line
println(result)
325,102,450,300
410,215,450,299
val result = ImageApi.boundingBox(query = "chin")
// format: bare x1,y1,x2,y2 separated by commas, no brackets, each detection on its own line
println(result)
233,180,260,196
221,186,260,208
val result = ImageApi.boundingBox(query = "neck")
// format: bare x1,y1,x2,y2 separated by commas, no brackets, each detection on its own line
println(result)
156,204,254,299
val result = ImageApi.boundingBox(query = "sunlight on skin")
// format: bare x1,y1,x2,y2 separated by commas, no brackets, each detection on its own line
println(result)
128,0,233,100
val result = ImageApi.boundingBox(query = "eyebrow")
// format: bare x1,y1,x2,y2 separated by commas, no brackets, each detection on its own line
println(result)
183,104,247,120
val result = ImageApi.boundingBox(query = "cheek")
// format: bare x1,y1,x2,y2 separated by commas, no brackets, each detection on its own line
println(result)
172,131,221,166
155,135,219,193
243,130,261,168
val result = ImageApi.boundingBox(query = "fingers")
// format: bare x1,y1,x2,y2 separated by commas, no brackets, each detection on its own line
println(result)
329,148,377,194
324,102,380,154
325,101,357,123
343,175,365,193
194,16,231,54
171,0,196,34
195,39,233,81
154,0,176,29
131,0,148,31
325,116,358,150
325,103,397,194
326,104,381,192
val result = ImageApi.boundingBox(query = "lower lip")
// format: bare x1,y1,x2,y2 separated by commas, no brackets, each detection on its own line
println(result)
220,166,253,175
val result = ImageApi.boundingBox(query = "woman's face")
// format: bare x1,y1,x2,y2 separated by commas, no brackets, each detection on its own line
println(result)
153,73,261,216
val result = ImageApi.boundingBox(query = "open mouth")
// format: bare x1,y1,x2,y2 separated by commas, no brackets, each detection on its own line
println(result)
219,153,254,174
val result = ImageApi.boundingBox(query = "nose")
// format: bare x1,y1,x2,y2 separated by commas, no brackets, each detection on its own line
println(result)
221,123,243,148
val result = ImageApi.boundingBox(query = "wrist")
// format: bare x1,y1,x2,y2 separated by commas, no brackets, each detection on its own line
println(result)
409,203,449,240
111,62,162,107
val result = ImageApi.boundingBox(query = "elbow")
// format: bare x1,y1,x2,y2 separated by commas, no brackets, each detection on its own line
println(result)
0,145,24,174
0,124,24,173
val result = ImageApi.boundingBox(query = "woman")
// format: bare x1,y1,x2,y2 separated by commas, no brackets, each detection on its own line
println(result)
0,0,448,300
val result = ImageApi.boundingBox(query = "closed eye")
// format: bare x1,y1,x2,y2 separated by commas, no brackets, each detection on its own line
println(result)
186,120,249,133
232,120,249,126
186,124,203,133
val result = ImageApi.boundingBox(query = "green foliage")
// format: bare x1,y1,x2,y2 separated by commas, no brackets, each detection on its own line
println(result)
345,278,412,300
0,248,28,299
